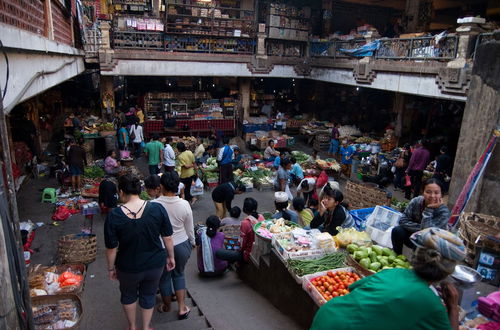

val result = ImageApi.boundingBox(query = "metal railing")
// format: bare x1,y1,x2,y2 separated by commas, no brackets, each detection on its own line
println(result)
310,39,366,58
311,36,459,60
165,34,255,54
112,31,165,50
376,36,458,60
473,32,494,58
83,25,103,59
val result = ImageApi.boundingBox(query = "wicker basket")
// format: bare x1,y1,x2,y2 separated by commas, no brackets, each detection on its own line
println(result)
346,254,375,277
458,212,500,265
344,180,391,209
58,234,97,265
31,294,83,329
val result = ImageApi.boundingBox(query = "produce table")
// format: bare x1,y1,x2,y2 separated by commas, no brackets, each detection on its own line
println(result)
238,250,319,329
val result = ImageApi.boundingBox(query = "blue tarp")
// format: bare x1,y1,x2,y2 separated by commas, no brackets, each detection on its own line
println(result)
339,40,381,57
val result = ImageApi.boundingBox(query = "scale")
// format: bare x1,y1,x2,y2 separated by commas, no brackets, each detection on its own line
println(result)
450,265,483,313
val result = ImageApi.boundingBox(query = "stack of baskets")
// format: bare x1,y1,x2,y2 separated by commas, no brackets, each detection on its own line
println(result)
313,134,330,151
58,234,97,265
458,212,500,265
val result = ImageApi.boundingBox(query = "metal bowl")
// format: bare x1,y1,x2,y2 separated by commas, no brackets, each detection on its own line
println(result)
451,265,482,284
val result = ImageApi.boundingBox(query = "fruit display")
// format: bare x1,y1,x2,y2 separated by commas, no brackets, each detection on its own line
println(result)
347,244,411,272
304,269,361,305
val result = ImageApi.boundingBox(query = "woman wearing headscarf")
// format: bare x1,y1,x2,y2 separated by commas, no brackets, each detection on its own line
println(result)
311,227,464,330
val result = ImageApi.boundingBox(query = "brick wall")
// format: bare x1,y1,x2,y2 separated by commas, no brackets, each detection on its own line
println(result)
51,0,73,45
0,0,45,35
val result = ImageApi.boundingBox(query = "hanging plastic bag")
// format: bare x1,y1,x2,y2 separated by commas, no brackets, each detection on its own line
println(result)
405,174,412,187
191,178,204,196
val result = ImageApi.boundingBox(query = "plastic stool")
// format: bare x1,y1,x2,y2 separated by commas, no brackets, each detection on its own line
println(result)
41,188,57,203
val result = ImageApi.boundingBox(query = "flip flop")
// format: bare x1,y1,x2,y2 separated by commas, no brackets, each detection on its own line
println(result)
156,304,170,313
178,307,191,320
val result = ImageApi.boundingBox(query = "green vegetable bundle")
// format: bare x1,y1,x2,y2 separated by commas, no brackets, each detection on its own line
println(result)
84,166,105,179
287,252,347,276
291,151,310,164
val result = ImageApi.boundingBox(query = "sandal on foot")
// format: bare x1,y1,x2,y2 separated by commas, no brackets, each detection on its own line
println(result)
157,304,170,313
178,307,191,320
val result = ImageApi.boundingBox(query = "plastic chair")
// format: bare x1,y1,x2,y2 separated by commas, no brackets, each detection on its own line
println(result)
41,188,57,203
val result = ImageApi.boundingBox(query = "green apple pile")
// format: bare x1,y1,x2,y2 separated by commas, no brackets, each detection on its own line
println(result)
347,244,411,272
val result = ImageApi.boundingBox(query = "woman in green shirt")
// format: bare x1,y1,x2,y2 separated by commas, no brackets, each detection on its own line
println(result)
311,227,464,330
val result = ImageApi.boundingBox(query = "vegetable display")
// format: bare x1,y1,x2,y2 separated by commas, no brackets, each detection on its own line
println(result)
287,252,347,276
348,244,411,272
83,166,105,179
254,218,298,239
307,270,361,303
291,151,310,164
315,159,341,172
204,157,218,171
334,227,372,248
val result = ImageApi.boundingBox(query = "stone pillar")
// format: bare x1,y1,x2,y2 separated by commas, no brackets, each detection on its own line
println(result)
256,23,267,58
100,76,114,120
448,33,500,216
447,18,484,69
404,0,433,33
239,78,251,121
393,93,405,140
100,21,112,50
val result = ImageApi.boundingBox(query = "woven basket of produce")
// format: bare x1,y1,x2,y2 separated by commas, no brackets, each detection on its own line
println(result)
58,234,97,265
32,294,83,329
458,212,500,265
344,180,390,209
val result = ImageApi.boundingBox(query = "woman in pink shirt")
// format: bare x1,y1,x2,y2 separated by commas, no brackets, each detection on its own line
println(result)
104,150,120,176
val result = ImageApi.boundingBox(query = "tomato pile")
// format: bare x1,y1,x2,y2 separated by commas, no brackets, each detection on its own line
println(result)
309,271,361,302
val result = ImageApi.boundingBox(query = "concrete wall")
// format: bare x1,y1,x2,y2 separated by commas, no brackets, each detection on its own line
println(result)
102,59,466,102
448,38,500,216
0,23,85,114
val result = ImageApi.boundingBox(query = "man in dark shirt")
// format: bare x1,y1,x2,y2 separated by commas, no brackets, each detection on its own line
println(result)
433,146,452,192
67,139,87,193
211,182,246,219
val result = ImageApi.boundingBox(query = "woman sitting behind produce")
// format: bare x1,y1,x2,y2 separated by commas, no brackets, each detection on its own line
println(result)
391,178,451,255
310,185,354,236
293,197,314,227
231,147,244,171
216,197,265,263
311,227,464,330
272,192,299,224
196,216,228,277
264,140,280,161
104,150,120,176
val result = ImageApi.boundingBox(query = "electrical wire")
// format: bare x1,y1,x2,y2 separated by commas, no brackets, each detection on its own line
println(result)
0,39,9,101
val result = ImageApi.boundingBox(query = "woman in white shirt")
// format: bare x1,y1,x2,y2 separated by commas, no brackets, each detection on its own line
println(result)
154,171,194,319
163,136,176,172
129,122,144,158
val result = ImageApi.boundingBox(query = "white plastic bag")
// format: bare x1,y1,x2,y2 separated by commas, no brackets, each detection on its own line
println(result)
191,178,204,196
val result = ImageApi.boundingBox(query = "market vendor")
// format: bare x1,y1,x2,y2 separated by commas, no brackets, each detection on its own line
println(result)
211,181,246,219
328,122,341,158
289,157,304,186
264,140,280,161
194,139,206,163
274,158,292,197
391,178,451,255
117,122,129,151
218,137,234,184
307,149,320,162
104,150,120,176
272,192,299,224
340,140,355,178
231,147,244,171
310,185,354,236
296,177,317,206
311,227,464,330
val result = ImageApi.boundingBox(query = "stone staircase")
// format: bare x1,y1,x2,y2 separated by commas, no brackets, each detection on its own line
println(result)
151,291,213,329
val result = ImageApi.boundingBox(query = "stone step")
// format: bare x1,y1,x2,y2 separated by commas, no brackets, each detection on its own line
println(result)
152,314,211,329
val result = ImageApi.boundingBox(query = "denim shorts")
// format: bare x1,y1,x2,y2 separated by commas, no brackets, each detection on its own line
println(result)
69,165,83,176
